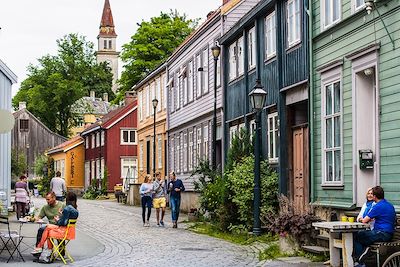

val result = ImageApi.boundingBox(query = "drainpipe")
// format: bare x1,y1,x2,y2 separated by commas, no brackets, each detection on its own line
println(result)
308,0,314,203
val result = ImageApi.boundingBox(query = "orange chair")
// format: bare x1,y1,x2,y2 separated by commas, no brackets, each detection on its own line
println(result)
49,219,77,264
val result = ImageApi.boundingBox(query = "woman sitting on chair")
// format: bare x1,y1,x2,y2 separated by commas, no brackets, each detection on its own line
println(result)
32,192,79,254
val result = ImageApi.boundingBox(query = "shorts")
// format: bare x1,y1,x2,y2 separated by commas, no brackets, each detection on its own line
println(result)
153,197,166,209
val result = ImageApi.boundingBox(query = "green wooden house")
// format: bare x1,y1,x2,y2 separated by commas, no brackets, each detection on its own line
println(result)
310,0,400,212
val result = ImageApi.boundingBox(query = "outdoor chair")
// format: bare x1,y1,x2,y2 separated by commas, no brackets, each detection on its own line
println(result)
49,219,77,264
0,215,24,263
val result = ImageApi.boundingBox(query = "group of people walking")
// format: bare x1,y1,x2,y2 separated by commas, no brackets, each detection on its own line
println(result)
140,171,185,228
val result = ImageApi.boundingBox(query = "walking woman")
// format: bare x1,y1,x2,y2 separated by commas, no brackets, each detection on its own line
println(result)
15,175,29,219
140,175,153,227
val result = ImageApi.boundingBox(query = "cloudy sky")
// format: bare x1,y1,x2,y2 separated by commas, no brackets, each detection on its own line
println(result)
0,0,221,96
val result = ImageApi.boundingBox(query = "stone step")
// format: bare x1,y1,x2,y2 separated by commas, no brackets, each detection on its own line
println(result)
302,245,329,254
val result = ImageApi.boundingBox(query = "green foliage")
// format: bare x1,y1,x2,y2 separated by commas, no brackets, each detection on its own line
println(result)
11,148,27,181
83,167,109,199
225,128,253,172
34,154,48,177
12,33,114,137
225,156,279,229
37,157,54,196
259,243,284,260
117,10,198,100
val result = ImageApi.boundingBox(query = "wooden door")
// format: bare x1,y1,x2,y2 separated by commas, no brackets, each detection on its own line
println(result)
293,127,308,214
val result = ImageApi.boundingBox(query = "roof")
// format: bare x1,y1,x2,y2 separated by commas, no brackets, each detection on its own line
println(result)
80,100,137,136
98,0,117,37
47,135,83,154
71,96,113,115
0,59,17,84
13,108,67,141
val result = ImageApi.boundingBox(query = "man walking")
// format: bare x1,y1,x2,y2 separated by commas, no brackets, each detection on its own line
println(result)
354,186,396,267
50,171,66,201
168,171,185,228
153,172,166,227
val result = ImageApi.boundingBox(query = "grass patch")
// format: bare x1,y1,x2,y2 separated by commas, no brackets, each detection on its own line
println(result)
258,245,329,262
296,250,329,262
187,222,277,245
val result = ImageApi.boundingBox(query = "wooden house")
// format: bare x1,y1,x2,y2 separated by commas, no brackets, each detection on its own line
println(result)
0,59,17,213
310,0,400,212
81,93,137,192
12,102,67,179
133,64,168,183
47,136,85,194
219,0,309,212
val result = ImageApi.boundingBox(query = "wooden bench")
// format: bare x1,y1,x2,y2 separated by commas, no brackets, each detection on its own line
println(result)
370,217,400,267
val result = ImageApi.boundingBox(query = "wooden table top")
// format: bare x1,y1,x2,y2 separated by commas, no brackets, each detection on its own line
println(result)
313,221,369,232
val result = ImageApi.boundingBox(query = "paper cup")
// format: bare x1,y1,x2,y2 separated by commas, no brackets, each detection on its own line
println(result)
341,216,348,222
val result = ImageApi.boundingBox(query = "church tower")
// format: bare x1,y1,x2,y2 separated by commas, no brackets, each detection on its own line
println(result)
97,0,119,93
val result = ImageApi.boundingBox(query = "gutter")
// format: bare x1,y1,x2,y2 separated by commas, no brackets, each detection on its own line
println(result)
308,0,315,203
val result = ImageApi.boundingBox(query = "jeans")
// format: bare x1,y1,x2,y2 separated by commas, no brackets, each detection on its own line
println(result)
141,196,152,223
354,229,393,262
170,196,181,222
56,196,64,201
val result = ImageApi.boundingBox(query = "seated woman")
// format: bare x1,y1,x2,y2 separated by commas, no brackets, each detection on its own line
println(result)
357,187,375,229
32,192,79,254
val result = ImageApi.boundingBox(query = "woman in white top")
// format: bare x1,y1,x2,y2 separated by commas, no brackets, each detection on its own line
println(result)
139,175,153,227
357,187,375,229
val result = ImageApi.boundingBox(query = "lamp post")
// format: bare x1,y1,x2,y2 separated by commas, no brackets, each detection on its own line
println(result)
211,43,221,170
152,98,159,180
26,143,30,178
248,79,267,236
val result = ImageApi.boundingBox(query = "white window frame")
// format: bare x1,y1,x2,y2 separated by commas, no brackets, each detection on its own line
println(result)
229,42,237,81
229,125,238,146
250,119,256,136
203,48,209,94
176,71,181,110
91,160,96,179
321,74,343,185
176,135,180,173
139,142,144,170
101,131,105,146
189,131,194,171
352,0,364,13
156,78,161,112
267,112,279,163
158,135,162,169
170,137,175,172
138,91,143,121
203,124,209,160
265,11,277,59
229,37,244,81
96,158,101,180
121,157,137,182
321,0,341,30
91,134,95,149
146,85,151,118
196,127,202,164
96,132,100,147
248,27,256,70
169,76,175,112
85,136,89,149
237,36,244,76
183,132,188,172
287,0,301,47
196,53,202,97
188,60,194,102
120,129,137,145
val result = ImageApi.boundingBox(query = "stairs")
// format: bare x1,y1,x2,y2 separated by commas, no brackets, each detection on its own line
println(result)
302,245,329,254
301,230,330,255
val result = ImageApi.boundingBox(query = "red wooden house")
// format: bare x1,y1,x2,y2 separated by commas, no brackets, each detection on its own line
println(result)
81,94,137,192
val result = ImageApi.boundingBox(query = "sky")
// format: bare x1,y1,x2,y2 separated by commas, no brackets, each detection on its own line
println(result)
0,0,222,97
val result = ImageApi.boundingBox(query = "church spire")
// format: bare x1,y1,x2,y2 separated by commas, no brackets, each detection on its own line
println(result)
98,0,117,37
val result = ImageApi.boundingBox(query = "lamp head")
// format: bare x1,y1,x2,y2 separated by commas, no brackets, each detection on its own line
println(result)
364,0,374,14
248,80,267,111
211,44,221,59
152,98,159,109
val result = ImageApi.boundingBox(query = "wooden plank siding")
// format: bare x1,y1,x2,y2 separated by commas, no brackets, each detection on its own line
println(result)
222,0,261,34
311,0,400,208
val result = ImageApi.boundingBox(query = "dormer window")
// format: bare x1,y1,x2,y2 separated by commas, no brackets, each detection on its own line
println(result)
20,119,29,132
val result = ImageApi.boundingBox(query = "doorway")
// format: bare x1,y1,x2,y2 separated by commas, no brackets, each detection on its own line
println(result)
146,140,150,175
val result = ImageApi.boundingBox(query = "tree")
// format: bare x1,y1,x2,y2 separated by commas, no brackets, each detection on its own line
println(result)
12,33,114,137
117,10,198,102
11,148,27,181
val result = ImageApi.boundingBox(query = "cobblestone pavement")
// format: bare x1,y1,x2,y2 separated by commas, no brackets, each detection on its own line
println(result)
1,198,324,267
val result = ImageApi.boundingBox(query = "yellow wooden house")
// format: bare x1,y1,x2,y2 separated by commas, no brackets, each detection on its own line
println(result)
47,136,85,194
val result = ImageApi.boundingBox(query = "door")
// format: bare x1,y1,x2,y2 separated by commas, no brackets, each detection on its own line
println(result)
293,127,309,214
146,140,150,175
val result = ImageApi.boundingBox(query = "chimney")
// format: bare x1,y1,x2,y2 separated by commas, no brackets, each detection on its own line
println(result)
90,90,95,99
124,91,136,105
19,102,27,110
103,93,109,102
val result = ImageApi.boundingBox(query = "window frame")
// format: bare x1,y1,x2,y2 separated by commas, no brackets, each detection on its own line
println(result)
321,0,342,30
248,27,256,70
19,119,29,132
120,129,137,145
265,11,277,59
267,112,279,163
287,0,301,48
352,0,364,13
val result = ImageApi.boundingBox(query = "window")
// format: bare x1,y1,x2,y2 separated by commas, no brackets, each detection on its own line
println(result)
176,135,180,173
196,53,202,97
19,119,29,132
96,159,101,180
248,27,256,69
237,36,244,76
176,72,181,110
138,91,143,121
151,82,156,115
103,40,107,49
158,135,162,169
54,159,65,179
203,124,209,160
216,53,221,87
183,132,187,172
323,80,342,184
196,127,202,165
146,85,151,117
121,129,137,145
121,158,137,182
267,112,279,163
85,136,89,149
91,134,95,148
322,0,341,29
228,37,244,81
250,119,256,136
101,131,105,146
170,137,175,172
181,67,187,105
352,0,364,12
188,61,194,102
265,12,277,58
229,125,238,146
108,40,112,50
169,76,175,112
91,160,96,179
139,143,144,170
287,0,301,47
156,78,161,112
96,132,100,147
203,48,209,94
189,131,194,171
229,42,237,81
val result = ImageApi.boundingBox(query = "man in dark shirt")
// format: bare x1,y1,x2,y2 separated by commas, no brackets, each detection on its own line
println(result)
354,186,396,267
168,171,185,228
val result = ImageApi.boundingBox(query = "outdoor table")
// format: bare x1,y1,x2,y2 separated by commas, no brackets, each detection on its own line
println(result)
313,221,369,267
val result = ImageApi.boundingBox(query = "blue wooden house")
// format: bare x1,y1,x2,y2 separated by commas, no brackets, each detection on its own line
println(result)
219,0,309,212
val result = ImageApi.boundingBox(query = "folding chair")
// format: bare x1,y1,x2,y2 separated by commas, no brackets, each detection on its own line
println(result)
49,219,77,264
0,215,24,262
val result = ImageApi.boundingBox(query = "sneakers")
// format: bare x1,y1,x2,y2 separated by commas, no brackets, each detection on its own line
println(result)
31,247,42,255
358,247,371,262
143,222,150,227
160,221,164,227
354,263,366,267
173,222,177,228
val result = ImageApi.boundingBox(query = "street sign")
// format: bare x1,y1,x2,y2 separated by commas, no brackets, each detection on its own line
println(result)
0,109,15,133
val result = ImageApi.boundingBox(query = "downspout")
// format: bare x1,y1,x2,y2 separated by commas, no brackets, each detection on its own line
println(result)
308,0,314,203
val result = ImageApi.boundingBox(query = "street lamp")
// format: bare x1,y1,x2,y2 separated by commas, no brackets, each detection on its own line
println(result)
211,43,221,170
26,143,30,178
152,98,159,180
248,79,267,236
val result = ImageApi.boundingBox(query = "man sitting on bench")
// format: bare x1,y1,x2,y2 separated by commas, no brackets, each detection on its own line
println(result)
354,186,396,267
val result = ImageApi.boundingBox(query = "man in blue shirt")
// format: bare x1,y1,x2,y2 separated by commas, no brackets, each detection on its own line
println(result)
354,186,396,267
168,171,185,228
